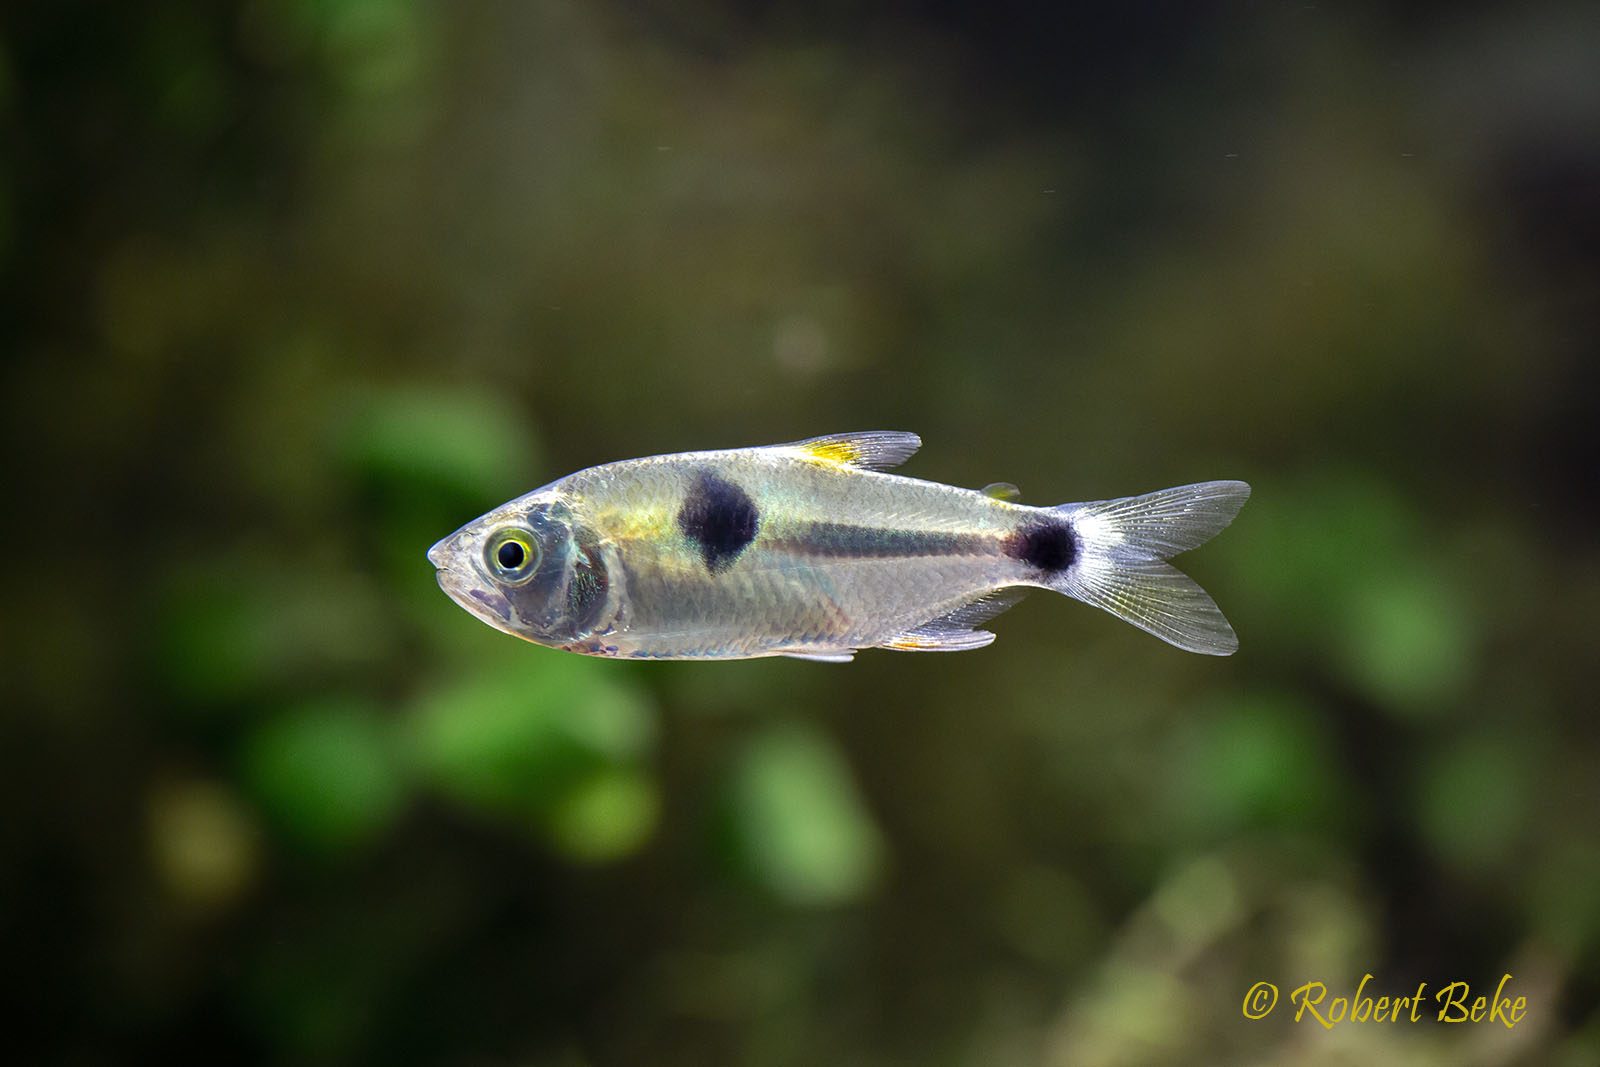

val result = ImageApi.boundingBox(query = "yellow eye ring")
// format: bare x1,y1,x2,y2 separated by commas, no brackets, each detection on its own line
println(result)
484,528,541,583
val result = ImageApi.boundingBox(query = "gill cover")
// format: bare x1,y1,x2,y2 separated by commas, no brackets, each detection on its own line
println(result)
494,501,613,643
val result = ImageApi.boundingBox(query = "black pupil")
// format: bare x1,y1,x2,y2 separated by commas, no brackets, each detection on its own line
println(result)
497,540,526,570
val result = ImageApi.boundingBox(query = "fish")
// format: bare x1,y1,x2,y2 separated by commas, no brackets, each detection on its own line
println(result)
426,431,1250,661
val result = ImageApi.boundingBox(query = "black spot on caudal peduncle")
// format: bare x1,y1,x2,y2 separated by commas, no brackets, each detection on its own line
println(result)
677,470,760,573
1006,517,1077,573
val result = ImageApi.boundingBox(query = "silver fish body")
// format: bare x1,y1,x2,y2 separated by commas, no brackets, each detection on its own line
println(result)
426,432,1250,661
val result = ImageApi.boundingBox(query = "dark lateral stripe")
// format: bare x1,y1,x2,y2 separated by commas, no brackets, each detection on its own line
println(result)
773,522,992,559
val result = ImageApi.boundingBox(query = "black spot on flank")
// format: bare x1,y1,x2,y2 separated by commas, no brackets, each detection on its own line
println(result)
677,470,760,573
1007,518,1077,573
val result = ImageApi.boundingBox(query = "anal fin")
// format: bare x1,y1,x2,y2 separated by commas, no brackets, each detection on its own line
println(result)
879,627,997,652
877,588,1028,652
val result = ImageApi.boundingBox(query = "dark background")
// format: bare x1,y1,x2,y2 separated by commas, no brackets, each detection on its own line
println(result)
4,1,1597,1063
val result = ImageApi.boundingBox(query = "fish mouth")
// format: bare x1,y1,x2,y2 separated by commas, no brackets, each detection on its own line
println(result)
430,543,516,630
426,535,452,569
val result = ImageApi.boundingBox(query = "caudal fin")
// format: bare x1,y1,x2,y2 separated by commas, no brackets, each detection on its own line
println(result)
1052,481,1251,655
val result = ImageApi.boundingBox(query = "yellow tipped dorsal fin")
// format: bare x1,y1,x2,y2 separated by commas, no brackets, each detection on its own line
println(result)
778,431,922,471
981,482,1021,501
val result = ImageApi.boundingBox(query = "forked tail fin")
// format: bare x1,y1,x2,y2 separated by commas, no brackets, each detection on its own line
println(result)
1051,481,1251,655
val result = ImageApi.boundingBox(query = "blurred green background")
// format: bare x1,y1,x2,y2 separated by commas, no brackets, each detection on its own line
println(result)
4,1,1598,1064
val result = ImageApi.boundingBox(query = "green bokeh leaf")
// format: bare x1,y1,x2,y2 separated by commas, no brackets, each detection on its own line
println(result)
339,383,541,505
1217,469,1477,715
406,651,656,830
1415,733,1530,871
243,699,406,853
1165,691,1341,839
1335,568,1472,716
159,562,393,709
548,768,660,863
725,723,884,907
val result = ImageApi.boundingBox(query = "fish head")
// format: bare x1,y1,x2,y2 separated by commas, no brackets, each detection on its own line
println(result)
427,490,614,648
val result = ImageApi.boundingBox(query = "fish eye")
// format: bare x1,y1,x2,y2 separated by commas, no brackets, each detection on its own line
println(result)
484,528,541,584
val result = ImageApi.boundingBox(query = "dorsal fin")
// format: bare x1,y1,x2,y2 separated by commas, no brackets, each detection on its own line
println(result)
776,431,922,471
877,588,1029,652
981,482,1021,501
